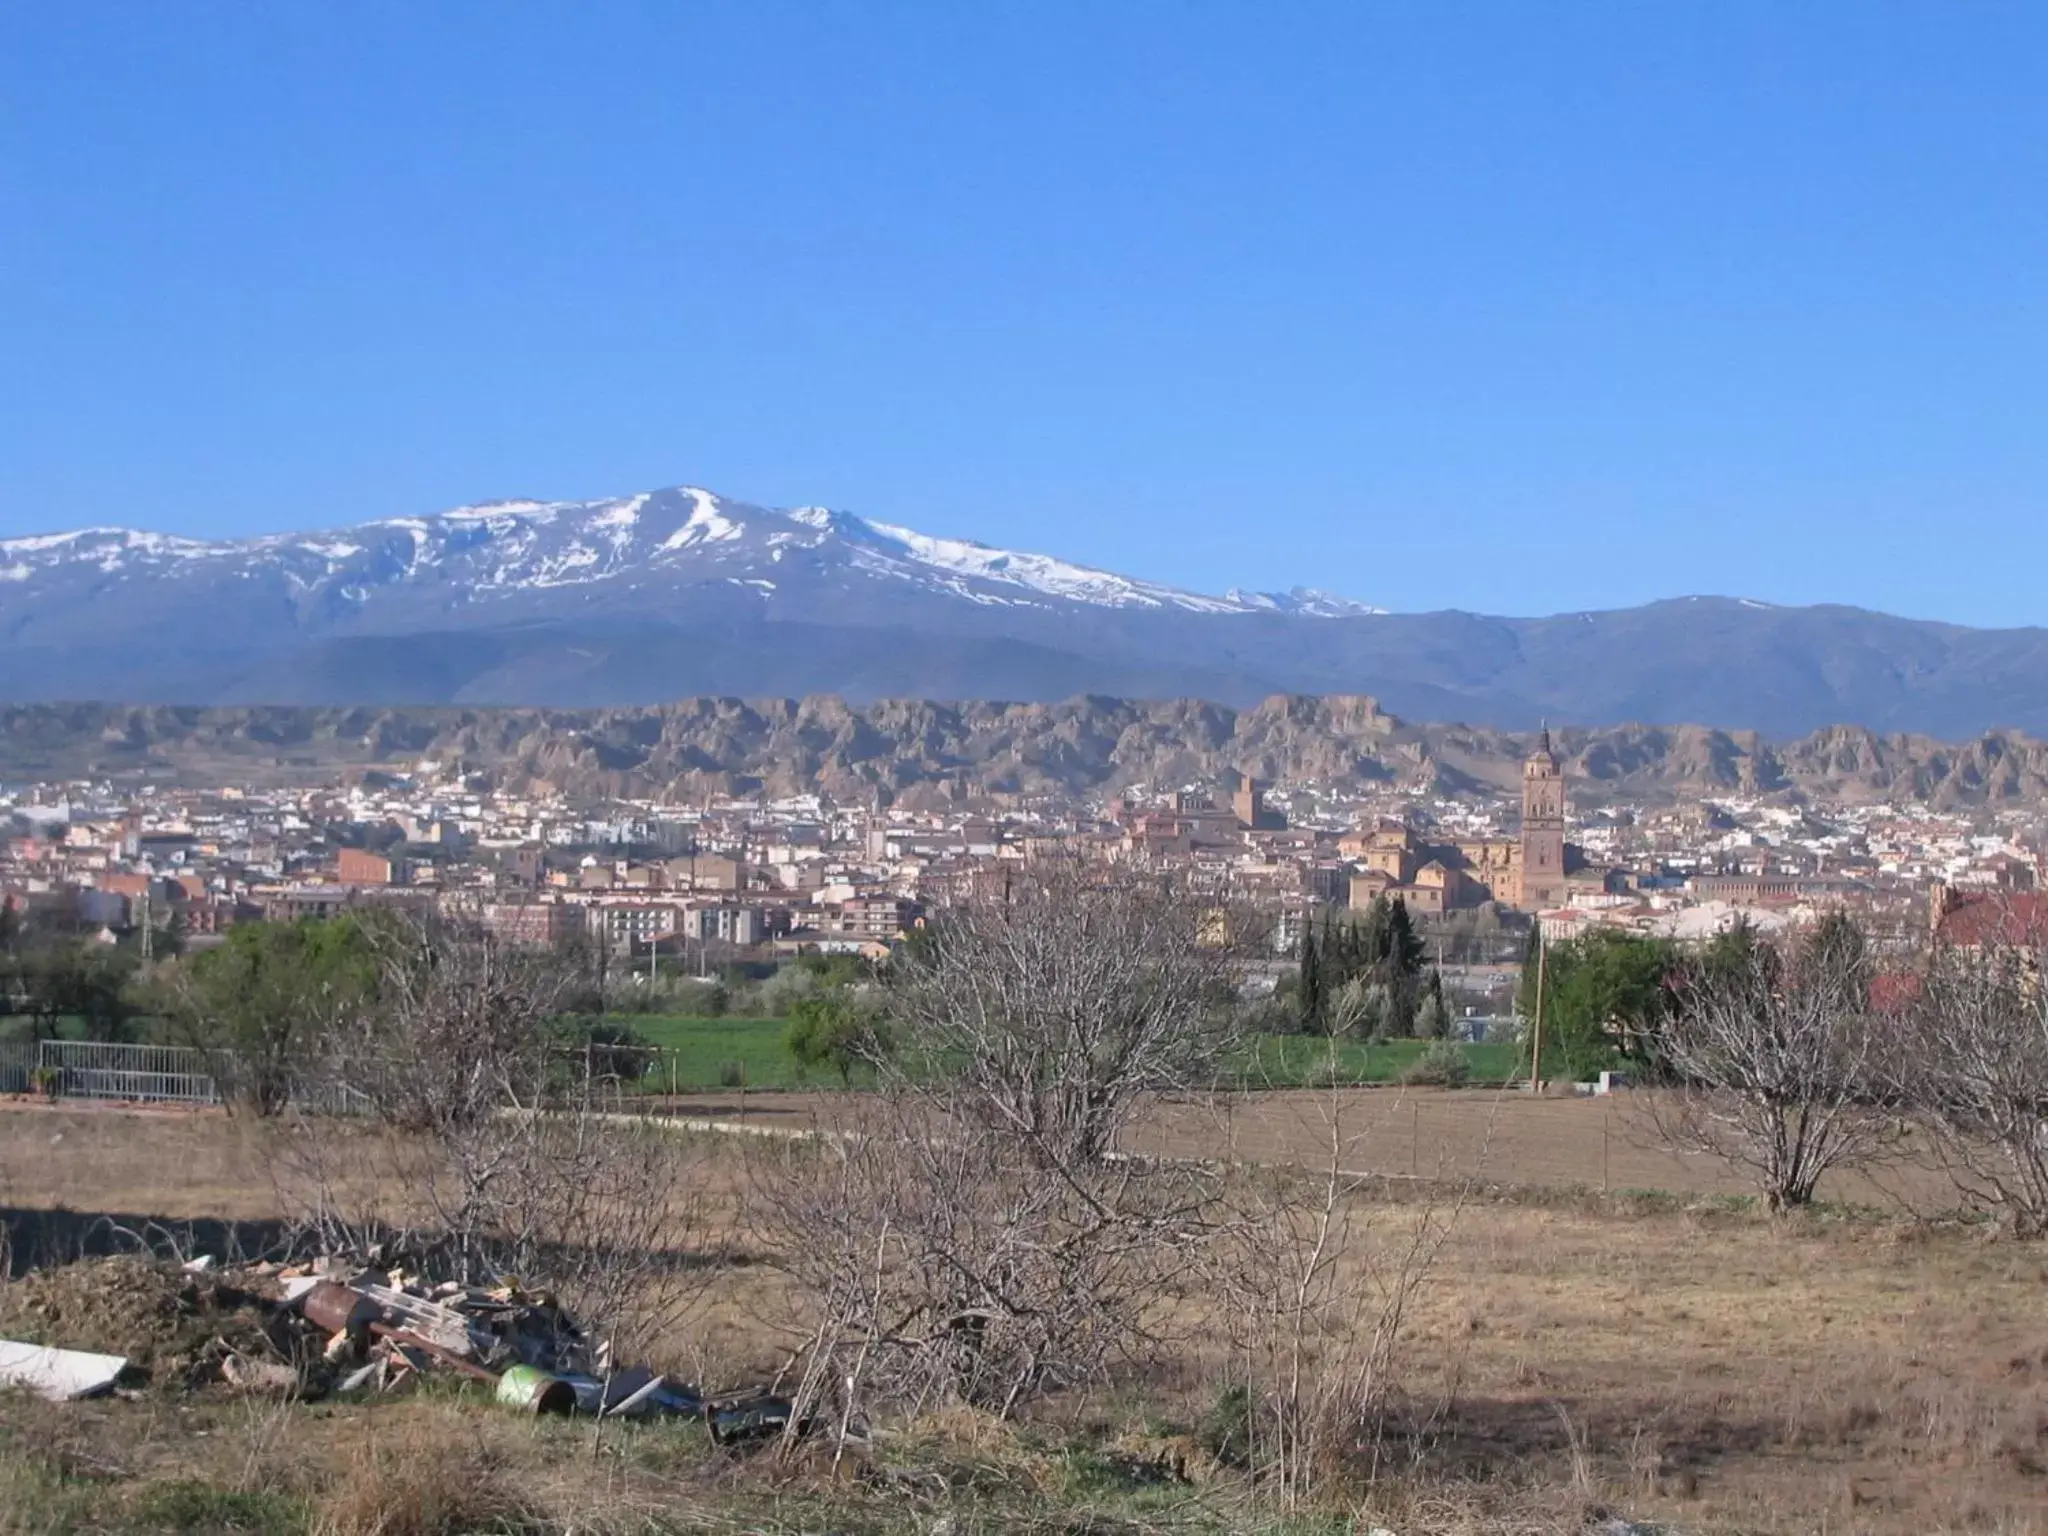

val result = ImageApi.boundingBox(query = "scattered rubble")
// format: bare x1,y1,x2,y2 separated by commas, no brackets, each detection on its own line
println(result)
0,1255,298,1389
219,1352,298,1394
0,1252,791,1442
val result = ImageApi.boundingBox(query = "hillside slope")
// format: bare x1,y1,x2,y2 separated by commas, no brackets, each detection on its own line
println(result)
8,697,2048,809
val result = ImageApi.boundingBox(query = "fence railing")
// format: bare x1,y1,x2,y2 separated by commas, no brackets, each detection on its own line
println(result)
3,1039,393,1111
5,1039,223,1106
0,1040,33,1097
38,1039,225,1105
0,1038,738,1110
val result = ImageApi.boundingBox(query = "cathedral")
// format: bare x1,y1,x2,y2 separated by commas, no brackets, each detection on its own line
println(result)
1340,729,1578,913
1518,727,1569,908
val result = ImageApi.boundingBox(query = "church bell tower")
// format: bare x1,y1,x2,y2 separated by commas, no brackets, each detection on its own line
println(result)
1519,726,1567,909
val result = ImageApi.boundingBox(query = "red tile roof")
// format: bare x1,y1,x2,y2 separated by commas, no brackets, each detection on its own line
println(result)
1936,891,2048,950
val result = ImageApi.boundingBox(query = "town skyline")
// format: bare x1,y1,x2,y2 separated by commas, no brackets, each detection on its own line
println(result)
8,724,2039,981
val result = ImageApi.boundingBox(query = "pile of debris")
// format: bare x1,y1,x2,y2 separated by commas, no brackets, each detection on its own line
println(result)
0,1255,301,1395
0,1254,796,1443
287,1258,709,1420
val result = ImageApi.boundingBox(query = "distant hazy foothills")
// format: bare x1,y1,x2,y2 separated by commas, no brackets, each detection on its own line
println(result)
5,696,2047,808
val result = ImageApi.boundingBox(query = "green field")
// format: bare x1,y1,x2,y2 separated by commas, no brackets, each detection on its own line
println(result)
609,1013,1521,1092
1227,1033,1522,1087
611,1014,866,1090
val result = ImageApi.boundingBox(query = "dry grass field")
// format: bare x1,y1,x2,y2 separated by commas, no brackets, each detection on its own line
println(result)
1138,1087,1967,1210
2,1096,2045,1533
647,1083,1961,1207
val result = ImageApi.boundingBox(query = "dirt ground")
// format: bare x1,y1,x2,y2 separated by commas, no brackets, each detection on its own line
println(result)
646,1083,1960,1207
3,1097,2045,1532
1138,1087,1964,1209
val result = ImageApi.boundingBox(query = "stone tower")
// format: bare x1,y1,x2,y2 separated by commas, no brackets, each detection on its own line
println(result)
1519,726,1567,910
1231,771,1266,830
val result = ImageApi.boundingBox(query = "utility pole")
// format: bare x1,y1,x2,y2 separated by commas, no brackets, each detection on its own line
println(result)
138,888,153,966
1528,923,1547,1093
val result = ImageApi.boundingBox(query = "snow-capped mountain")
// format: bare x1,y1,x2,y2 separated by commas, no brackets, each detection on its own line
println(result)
5,484,2048,738
0,486,1379,623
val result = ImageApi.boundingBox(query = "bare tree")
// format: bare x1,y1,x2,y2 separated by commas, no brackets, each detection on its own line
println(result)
1654,927,1896,1212
271,913,718,1367
884,856,1253,1167
756,1096,1220,1424
325,914,584,1277
491,1102,721,1372
753,859,1252,1430
343,910,584,1133
278,915,621,1267
1900,936,2048,1234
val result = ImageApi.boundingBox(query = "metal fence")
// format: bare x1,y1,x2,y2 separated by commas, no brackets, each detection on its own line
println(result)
0,1039,711,1110
7,1039,223,1106
0,1040,32,1097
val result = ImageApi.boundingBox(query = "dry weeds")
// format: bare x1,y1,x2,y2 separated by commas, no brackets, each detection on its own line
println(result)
5,1100,2048,1531
311,1431,538,1536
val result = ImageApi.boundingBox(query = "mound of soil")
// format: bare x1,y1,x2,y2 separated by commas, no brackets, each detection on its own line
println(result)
0,1257,303,1389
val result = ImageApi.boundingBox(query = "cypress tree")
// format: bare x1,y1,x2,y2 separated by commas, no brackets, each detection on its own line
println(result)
1354,897,1389,981
1416,967,1451,1040
1387,897,1425,981
1515,920,1544,1024
1804,911,1869,1011
1297,920,1323,1033
1352,896,1422,1035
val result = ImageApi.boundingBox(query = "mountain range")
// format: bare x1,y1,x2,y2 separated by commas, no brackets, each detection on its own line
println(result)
5,696,2047,810
4,484,2047,738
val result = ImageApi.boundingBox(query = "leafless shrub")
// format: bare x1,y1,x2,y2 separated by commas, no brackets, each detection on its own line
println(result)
756,1094,1221,1427
1652,930,1898,1212
492,1107,719,1370
753,861,1254,1435
273,913,579,1273
1208,1051,1465,1508
1898,936,2048,1234
273,914,714,1354
334,910,581,1134
883,855,1254,1167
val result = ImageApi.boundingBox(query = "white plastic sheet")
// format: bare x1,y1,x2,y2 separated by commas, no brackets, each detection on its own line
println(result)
0,1340,127,1401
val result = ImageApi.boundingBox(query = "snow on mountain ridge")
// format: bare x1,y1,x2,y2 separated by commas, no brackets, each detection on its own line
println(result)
849,518,1246,613
657,489,741,550
0,484,1381,617
0,527,213,558
1227,585,1389,617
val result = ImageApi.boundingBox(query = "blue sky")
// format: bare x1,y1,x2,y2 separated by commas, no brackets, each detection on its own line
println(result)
3,3,2044,624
